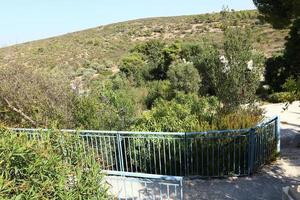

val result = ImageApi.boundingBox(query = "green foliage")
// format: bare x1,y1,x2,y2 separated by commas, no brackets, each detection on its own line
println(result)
133,98,201,132
253,0,299,28
264,55,289,92
215,106,263,130
264,19,300,92
0,127,109,199
131,40,183,81
266,76,300,102
73,95,102,129
283,77,299,94
167,62,201,94
267,92,299,103
133,40,170,80
134,92,261,132
135,93,220,132
208,26,264,110
145,80,173,108
119,52,146,86
181,42,220,95
284,19,300,79
254,0,300,92
74,78,139,130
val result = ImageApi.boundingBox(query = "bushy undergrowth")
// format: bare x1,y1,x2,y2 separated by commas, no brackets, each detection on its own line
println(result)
0,127,109,199
267,92,299,103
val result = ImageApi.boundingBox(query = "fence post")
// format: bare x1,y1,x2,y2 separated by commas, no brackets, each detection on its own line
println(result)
184,132,187,176
116,132,125,172
275,116,281,154
248,129,255,175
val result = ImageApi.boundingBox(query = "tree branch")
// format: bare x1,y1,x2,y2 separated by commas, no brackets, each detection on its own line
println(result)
3,97,37,127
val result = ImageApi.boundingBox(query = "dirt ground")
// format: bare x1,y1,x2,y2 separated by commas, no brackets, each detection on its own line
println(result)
184,101,300,200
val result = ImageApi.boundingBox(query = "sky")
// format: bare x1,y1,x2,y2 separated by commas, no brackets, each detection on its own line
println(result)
0,0,256,47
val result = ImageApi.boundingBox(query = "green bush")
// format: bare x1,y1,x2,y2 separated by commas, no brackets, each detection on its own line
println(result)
145,80,173,108
268,92,298,103
119,52,146,86
167,62,201,94
283,76,300,100
0,127,109,199
134,92,262,132
74,78,139,130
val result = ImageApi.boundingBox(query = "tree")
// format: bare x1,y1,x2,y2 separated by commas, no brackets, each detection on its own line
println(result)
254,0,300,91
253,0,300,29
207,26,264,110
167,62,201,94
132,40,181,80
180,42,220,95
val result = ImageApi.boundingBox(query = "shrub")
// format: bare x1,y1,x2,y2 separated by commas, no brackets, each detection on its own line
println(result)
267,92,298,103
74,78,139,130
167,62,201,94
133,98,200,132
283,76,300,99
119,52,146,86
0,127,109,199
0,65,74,128
145,80,173,108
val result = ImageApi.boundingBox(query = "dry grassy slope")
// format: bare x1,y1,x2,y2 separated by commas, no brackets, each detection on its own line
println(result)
0,10,289,78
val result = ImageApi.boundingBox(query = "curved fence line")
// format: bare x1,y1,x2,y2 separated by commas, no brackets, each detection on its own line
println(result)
11,116,280,178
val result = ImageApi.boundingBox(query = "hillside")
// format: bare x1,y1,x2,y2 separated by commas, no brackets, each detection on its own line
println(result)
0,10,289,79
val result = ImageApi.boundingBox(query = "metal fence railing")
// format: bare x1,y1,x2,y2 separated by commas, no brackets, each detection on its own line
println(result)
11,116,280,178
104,170,183,200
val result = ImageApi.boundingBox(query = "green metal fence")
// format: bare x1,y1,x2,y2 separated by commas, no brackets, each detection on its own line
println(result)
12,116,280,178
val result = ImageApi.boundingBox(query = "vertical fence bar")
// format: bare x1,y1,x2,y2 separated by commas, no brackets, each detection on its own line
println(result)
275,116,281,154
116,132,124,172
184,132,187,176
248,129,255,175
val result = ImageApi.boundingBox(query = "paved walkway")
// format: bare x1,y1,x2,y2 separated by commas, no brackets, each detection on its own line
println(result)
184,101,300,200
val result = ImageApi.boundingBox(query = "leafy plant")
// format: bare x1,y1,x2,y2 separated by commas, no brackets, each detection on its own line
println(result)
0,126,110,199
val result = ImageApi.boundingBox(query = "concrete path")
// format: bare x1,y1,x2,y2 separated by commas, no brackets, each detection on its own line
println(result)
184,101,300,200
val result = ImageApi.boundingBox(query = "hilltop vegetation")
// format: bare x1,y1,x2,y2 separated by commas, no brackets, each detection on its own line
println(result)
0,10,288,81
0,10,266,130
1,9,297,130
